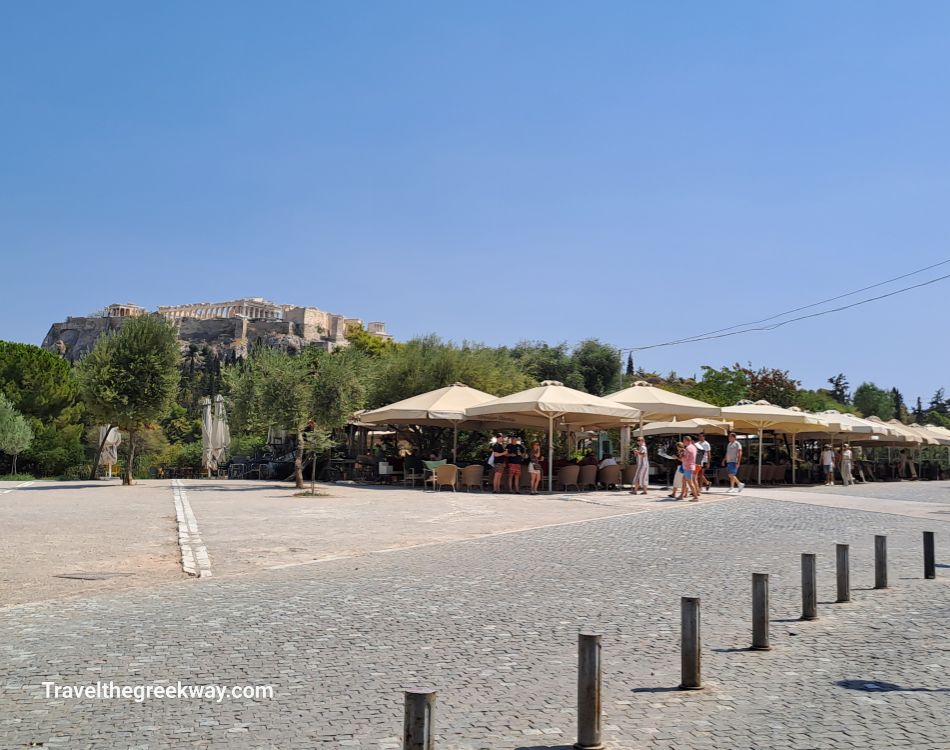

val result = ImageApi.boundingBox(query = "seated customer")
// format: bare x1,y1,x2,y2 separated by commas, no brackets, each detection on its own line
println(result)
579,451,599,466
598,453,618,469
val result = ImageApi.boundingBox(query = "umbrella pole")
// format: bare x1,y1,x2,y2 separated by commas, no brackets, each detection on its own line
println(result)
453,423,458,464
758,429,763,485
791,432,797,485
547,415,554,494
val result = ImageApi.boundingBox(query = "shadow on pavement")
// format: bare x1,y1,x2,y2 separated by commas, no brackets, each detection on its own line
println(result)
631,686,682,693
837,679,949,693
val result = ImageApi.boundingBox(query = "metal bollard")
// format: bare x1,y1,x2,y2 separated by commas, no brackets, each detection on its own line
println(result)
801,554,817,621
874,535,888,589
924,531,936,580
836,544,850,603
679,597,702,690
751,573,770,651
403,689,436,750
575,632,604,750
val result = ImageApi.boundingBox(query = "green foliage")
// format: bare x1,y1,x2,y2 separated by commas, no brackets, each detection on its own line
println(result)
571,339,621,395
160,403,202,445
75,315,180,484
0,473,35,481
345,324,397,357
744,366,800,407
369,336,534,408
852,382,896,420
827,373,850,404
924,410,950,428
0,392,34,474
793,389,852,415
688,365,750,406
890,387,907,422
929,387,948,416
0,341,83,476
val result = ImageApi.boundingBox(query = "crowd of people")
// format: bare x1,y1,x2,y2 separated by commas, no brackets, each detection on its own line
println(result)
489,434,543,494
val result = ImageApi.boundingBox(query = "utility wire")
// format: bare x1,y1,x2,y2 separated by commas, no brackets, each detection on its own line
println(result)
642,257,950,350
629,271,950,352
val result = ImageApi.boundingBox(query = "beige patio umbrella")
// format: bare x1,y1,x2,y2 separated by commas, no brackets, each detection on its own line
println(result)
358,382,538,461
638,417,732,437
719,400,828,484
606,381,722,462
607,381,722,421
466,380,641,492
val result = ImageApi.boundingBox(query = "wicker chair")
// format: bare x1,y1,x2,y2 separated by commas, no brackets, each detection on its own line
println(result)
578,464,598,491
460,464,485,492
556,465,580,492
598,464,621,490
426,464,458,492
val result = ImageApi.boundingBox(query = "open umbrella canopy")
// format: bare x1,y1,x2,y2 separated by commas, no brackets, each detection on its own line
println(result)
919,424,950,445
466,380,641,428
606,381,721,421
863,416,931,445
359,383,498,426
894,421,940,445
638,417,732,437
720,400,828,433
467,380,641,492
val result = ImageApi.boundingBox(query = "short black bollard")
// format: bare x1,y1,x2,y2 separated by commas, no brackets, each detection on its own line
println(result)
575,632,604,750
801,554,817,621
836,543,851,603
874,535,888,589
679,597,702,689
403,689,436,750
751,573,770,651
924,531,936,580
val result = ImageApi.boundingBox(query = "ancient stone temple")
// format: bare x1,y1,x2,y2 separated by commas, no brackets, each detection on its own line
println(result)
42,298,391,362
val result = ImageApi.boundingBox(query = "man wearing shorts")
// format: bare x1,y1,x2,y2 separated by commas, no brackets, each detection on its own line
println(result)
723,432,744,493
820,444,835,486
694,432,712,492
506,435,526,493
681,435,700,501
491,434,508,492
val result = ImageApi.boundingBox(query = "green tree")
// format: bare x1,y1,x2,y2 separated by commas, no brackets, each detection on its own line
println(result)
929,388,948,416
76,315,180,485
744,366,799,407
0,393,34,474
689,364,749,406
852,382,895,420
226,347,367,488
345,324,397,357
827,373,850,405
890,387,907,422
793,389,850,414
0,341,84,476
914,396,925,423
625,353,634,376
509,342,581,388
571,339,620,395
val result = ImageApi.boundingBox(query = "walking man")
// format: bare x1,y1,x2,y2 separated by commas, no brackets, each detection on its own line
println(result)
723,432,745,493
694,432,712,492
820,444,836,486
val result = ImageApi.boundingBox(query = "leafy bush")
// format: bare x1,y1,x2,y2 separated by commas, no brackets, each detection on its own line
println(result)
0,473,35,481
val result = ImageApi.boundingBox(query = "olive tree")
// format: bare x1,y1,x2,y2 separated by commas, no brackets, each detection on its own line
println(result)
76,315,180,484
0,392,34,474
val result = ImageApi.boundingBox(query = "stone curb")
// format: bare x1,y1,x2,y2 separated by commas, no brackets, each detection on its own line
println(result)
171,479,212,578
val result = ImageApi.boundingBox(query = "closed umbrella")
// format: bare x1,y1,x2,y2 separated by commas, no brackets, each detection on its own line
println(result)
210,394,231,473
98,426,121,478
200,396,214,477
466,380,641,492
720,400,827,484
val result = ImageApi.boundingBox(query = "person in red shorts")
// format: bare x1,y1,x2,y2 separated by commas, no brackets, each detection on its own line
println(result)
506,435,526,493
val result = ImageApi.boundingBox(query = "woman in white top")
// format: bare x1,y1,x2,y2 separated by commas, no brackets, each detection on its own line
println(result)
840,444,854,486
630,436,650,495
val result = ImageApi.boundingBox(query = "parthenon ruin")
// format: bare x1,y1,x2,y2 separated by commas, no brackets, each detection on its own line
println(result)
42,297,391,362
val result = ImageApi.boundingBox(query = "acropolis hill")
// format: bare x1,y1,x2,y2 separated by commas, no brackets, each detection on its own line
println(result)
42,298,391,362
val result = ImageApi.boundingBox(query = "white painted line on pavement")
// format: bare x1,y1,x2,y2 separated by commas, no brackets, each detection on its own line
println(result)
1,480,34,494
171,479,212,578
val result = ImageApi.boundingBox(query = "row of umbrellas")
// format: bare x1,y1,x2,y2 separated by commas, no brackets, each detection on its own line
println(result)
359,381,950,488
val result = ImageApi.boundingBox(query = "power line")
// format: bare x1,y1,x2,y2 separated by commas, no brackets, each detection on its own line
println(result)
640,258,950,350
628,271,950,352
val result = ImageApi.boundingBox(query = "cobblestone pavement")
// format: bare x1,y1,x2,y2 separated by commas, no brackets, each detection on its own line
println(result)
0,480,182,606
1,485,948,749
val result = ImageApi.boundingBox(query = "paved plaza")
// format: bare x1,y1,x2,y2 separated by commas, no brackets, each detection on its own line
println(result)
1,479,948,749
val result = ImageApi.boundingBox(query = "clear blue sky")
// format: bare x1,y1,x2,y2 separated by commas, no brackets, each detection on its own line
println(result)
2,2,947,404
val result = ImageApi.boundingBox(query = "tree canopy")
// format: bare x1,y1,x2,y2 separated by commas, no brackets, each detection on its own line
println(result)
0,393,33,474
75,315,180,484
